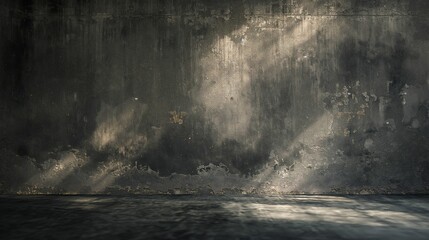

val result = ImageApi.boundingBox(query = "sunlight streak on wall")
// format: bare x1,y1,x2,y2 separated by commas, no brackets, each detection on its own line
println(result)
89,160,130,192
198,30,252,141
27,150,88,188
251,111,334,191
197,18,328,143
91,100,148,156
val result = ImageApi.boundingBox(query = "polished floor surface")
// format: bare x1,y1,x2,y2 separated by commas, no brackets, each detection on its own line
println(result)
1,195,429,239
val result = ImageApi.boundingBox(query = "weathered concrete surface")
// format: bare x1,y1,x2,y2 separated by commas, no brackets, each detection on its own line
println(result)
1,195,429,239
0,0,428,194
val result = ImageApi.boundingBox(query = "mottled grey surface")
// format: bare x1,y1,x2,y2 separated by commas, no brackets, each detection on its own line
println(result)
1,195,429,239
0,0,428,194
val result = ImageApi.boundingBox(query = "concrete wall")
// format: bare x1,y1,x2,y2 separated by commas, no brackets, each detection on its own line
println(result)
1,0,428,194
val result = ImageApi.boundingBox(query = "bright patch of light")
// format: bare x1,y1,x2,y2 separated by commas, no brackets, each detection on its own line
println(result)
222,196,429,229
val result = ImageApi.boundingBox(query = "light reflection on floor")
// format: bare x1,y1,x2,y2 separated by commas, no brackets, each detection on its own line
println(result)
1,195,428,239
223,196,428,228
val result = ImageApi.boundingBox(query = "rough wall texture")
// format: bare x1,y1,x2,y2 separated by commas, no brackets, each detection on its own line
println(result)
0,0,428,194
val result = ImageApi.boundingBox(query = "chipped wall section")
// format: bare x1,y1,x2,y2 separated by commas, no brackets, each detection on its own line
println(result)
0,0,428,194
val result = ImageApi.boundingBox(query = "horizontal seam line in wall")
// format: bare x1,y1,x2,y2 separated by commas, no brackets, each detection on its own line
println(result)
2,15,428,20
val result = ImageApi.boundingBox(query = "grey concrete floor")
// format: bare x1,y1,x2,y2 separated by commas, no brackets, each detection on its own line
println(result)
1,195,428,239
